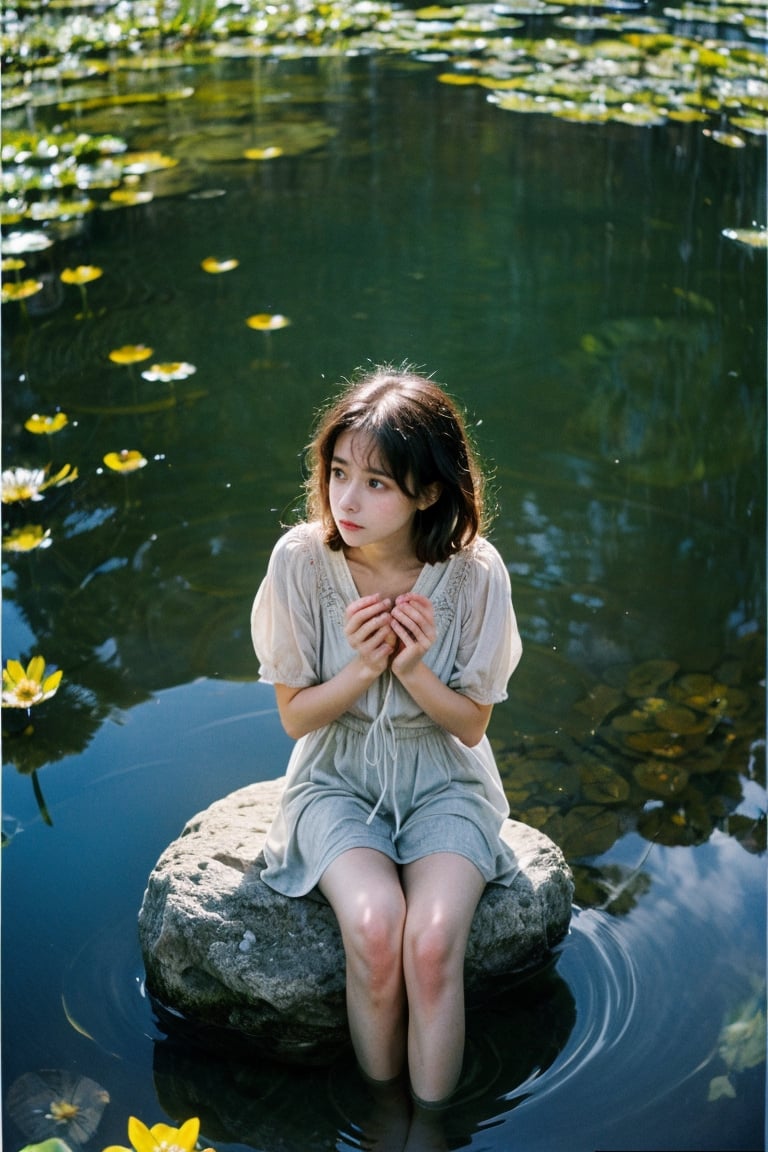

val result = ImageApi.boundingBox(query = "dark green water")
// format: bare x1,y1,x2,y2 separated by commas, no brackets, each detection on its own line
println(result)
2,34,766,1152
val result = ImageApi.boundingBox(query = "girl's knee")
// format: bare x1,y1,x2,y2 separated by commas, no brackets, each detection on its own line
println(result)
344,890,406,977
403,919,462,1000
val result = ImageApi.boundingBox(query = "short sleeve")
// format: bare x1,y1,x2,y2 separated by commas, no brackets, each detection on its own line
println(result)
449,539,522,703
251,526,321,687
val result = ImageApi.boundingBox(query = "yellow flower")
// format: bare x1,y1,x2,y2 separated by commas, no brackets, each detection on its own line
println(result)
102,1115,200,1152
103,449,147,473
3,524,52,552
245,312,291,330
2,279,43,303
2,656,63,709
140,362,196,382
25,412,69,434
201,257,239,274
2,464,78,503
243,146,283,160
60,265,103,285
1,257,26,271
109,344,154,365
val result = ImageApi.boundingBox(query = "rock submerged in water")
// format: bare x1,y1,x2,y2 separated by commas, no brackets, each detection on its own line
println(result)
138,778,574,1064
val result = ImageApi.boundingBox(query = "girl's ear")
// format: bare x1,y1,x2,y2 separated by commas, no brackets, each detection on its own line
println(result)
417,483,442,511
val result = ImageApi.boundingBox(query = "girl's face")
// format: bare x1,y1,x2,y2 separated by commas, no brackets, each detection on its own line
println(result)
329,429,424,554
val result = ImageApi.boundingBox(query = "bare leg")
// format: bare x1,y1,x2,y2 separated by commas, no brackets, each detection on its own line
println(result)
320,848,408,1082
401,853,486,1105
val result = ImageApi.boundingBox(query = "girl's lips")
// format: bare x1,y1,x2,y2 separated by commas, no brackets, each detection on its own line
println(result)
339,520,362,531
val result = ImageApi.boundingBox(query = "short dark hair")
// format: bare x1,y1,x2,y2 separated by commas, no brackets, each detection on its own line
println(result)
305,365,488,565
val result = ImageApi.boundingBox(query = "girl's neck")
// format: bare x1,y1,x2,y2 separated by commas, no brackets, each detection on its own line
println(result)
343,540,423,600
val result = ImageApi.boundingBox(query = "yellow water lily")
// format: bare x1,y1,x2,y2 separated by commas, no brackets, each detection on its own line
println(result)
2,463,78,503
2,656,63,709
245,312,291,330
60,265,103,285
102,1115,200,1152
140,362,197,382
109,344,154,365
25,412,69,434
1,256,26,271
3,524,52,552
103,449,148,472
243,146,283,160
2,278,43,303
201,257,239,273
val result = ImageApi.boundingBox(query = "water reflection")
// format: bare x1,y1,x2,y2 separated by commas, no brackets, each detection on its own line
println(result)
151,965,576,1151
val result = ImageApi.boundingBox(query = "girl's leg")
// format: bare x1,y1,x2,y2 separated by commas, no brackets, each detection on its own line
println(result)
320,848,408,1082
400,853,486,1105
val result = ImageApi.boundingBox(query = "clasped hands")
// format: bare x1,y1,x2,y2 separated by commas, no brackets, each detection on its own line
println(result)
344,592,435,678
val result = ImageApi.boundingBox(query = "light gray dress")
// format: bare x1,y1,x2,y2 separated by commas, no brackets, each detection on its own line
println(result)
251,521,523,896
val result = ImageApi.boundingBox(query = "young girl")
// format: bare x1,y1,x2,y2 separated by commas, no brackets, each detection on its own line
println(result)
251,365,522,1109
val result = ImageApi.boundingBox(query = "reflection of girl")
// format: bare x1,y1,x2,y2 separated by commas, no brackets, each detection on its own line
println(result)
251,366,522,1109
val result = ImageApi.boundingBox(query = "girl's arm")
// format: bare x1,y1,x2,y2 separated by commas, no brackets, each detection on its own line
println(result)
275,594,394,739
390,594,492,747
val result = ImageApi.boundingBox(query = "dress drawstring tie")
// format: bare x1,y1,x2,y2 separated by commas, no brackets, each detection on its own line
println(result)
363,674,401,831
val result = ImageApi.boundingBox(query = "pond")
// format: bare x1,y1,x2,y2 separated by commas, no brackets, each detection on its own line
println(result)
2,1,766,1150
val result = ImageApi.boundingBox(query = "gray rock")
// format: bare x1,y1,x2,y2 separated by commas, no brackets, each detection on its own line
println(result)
139,778,573,1064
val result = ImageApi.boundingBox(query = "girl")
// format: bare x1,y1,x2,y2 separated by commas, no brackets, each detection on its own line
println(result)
251,365,522,1109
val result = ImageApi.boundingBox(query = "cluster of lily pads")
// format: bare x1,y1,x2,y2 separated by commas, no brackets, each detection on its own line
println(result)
0,0,765,251
497,653,765,869
6,1067,211,1152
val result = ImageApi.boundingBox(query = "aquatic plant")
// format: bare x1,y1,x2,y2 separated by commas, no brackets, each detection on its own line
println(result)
109,345,154,365
6,1071,109,1147
102,1116,205,1152
201,257,239,273
2,656,63,709
103,450,148,472
60,265,103,319
140,362,197,381
24,413,69,434
245,312,291,330
1,278,43,303
1,464,78,503
2,524,53,552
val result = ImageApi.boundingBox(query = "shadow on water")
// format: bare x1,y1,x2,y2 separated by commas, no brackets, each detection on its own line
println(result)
149,962,576,1151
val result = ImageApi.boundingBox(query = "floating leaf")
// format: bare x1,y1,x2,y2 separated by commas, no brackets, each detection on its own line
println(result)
633,758,689,795
579,761,631,804
6,1072,108,1145
625,659,680,697
625,730,687,757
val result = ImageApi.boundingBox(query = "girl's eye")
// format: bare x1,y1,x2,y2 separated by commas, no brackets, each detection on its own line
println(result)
368,478,383,489
331,467,345,480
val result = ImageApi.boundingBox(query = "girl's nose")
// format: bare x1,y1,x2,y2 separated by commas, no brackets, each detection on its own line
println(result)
340,484,359,511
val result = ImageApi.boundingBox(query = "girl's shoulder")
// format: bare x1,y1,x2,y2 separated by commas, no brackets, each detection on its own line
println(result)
456,535,509,580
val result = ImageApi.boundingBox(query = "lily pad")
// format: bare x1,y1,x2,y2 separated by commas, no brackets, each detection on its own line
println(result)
633,758,690,795
625,659,680,697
